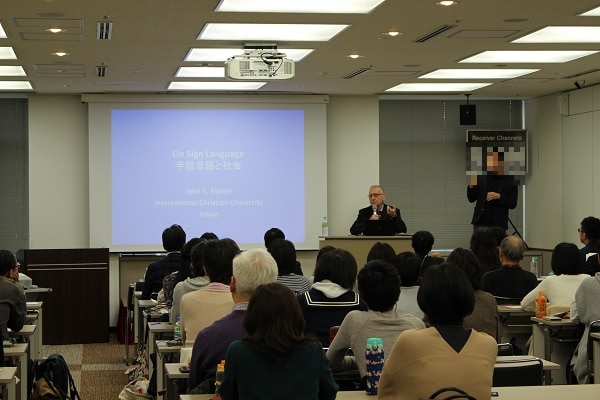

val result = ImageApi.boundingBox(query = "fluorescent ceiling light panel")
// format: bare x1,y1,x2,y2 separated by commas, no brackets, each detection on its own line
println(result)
385,83,492,92
175,67,225,78
168,81,266,90
580,6,600,16
0,23,6,38
215,0,385,13
198,23,348,41
460,50,598,63
0,81,33,90
185,48,314,62
420,69,538,79
0,47,17,60
513,26,600,43
0,66,26,76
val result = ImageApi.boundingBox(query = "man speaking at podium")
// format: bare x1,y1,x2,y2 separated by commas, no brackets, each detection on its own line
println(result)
350,185,407,235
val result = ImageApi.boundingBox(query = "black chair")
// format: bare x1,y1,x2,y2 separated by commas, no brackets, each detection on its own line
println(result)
497,343,514,356
493,357,543,387
586,320,600,383
124,283,135,365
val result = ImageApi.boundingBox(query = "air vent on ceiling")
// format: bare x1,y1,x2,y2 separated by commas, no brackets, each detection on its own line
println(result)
97,21,112,40
96,65,107,77
414,25,456,43
344,68,371,79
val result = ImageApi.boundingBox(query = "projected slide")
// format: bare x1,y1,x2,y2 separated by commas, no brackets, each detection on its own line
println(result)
111,109,305,246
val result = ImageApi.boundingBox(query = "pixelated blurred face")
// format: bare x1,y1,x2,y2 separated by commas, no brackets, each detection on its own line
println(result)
368,188,386,207
486,152,504,175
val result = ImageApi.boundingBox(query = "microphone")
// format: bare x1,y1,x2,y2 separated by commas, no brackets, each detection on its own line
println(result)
372,205,377,215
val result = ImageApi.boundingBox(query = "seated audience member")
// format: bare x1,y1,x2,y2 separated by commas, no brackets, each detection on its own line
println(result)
170,240,210,324
481,236,537,303
378,263,497,400
0,250,25,340
200,232,219,241
187,249,278,393
366,242,396,264
521,242,588,312
491,226,508,249
326,260,425,379
264,227,303,275
393,252,424,319
447,248,498,339
317,245,336,262
297,249,367,347
470,226,502,276
411,231,444,277
160,237,202,306
570,268,600,383
180,238,240,346
583,240,600,276
141,224,186,300
219,283,339,400
578,216,600,274
268,239,311,294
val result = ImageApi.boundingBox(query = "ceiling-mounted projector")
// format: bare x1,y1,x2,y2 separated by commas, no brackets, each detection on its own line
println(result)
225,45,295,80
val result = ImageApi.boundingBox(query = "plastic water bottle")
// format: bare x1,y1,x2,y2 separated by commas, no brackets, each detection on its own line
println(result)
535,290,547,318
174,316,181,342
530,256,538,277
365,337,384,395
321,216,329,236
215,360,225,395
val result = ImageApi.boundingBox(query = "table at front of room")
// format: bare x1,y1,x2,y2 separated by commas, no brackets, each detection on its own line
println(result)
531,317,580,385
179,384,600,400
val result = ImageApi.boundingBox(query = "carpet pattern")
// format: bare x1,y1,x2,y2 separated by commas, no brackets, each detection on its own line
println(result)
41,337,130,400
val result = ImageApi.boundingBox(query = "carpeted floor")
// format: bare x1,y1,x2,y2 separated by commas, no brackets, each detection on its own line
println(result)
42,336,130,400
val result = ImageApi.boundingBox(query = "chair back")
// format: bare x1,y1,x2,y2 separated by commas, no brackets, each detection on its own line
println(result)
547,305,570,317
493,357,543,386
497,343,513,356
586,320,600,383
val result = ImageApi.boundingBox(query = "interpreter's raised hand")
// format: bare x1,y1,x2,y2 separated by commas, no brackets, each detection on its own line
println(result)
486,191,500,201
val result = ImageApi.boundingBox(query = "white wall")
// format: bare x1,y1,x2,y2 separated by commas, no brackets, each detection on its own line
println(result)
326,96,379,236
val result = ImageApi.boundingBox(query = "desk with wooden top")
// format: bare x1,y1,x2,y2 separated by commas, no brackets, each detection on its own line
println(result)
180,384,600,400
157,340,183,400
4,343,28,400
0,366,17,400
497,305,534,342
531,317,579,385
134,296,155,352
8,325,37,363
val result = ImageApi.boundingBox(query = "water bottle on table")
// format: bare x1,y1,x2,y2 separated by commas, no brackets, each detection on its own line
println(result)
366,337,384,395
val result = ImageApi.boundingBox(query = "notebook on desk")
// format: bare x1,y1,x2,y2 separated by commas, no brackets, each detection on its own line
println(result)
364,219,395,236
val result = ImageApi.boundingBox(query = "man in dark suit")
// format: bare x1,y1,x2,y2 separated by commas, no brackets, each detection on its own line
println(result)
141,224,186,299
578,216,600,274
350,185,406,235
467,151,517,231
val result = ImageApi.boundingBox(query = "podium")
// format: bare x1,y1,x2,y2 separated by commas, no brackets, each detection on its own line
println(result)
319,235,413,267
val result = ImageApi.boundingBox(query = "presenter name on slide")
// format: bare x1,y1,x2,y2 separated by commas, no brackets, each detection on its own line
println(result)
172,150,245,160
185,187,232,195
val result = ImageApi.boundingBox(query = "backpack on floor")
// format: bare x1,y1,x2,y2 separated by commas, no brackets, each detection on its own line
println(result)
31,353,81,400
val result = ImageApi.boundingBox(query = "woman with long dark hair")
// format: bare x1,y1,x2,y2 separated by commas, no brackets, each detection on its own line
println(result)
219,282,338,400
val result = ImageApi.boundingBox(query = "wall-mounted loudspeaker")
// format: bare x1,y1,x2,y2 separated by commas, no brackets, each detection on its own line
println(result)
460,104,476,125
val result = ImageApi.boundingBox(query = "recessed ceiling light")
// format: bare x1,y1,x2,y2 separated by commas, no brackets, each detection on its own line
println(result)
0,23,6,39
0,66,27,76
460,50,598,63
0,81,33,90
513,26,600,43
437,1,459,6
215,0,385,13
168,81,267,91
580,6,600,16
46,28,65,33
0,47,17,60
175,67,225,78
347,54,362,59
198,23,348,41
185,48,314,62
385,82,492,92
386,31,401,37
52,52,69,57
420,69,539,79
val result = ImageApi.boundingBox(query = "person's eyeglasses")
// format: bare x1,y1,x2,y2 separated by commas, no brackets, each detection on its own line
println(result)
368,193,384,198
